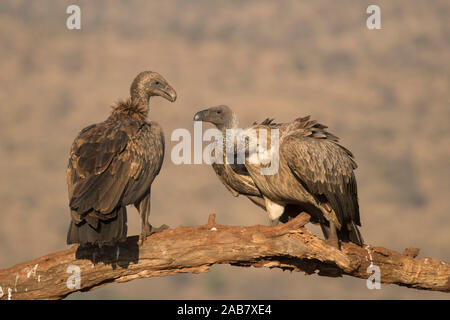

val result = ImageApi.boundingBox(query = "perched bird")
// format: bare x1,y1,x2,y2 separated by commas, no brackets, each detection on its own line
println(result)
194,105,363,248
67,71,177,247
194,106,267,210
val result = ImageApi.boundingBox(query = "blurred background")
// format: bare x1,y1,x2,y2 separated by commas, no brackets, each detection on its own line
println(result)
0,0,449,299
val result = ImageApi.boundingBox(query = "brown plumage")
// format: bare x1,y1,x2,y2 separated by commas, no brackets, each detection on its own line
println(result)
67,71,177,247
193,105,363,248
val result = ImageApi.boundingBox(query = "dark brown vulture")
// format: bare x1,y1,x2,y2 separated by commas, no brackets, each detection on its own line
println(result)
67,71,177,247
194,105,363,248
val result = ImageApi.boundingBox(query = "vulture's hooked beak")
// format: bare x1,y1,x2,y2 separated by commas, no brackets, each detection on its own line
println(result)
193,110,207,121
158,85,177,102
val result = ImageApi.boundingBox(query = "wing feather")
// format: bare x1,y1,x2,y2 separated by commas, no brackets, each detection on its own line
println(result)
280,133,360,226
67,120,148,218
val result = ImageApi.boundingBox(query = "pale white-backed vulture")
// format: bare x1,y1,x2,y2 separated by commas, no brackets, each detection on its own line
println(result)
194,105,363,248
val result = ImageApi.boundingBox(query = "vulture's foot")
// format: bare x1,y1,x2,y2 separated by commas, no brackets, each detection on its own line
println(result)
269,219,280,226
149,223,170,234
139,223,169,245
321,222,340,249
324,236,340,249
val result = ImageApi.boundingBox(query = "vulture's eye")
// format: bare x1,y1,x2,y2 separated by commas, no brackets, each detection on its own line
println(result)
155,81,160,86
217,110,222,114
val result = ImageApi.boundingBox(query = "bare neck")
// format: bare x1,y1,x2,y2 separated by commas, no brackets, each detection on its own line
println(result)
130,88,150,116
217,114,241,163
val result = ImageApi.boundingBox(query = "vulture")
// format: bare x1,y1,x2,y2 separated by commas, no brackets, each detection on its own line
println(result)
67,71,177,247
193,105,363,248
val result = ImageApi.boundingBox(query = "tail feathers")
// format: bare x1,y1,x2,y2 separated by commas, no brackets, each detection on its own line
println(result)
339,221,364,246
67,206,127,247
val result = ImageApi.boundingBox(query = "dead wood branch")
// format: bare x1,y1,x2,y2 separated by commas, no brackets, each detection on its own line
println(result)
0,213,448,299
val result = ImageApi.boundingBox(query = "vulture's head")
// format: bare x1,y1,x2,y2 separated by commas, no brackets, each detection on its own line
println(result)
130,71,177,103
193,105,237,130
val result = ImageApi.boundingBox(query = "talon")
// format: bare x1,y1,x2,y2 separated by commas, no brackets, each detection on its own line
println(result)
149,224,170,235
139,224,169,245
139,224,152,246
139,233,145,246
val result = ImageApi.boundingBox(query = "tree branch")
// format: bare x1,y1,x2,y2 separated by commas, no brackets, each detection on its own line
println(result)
0,213,448,300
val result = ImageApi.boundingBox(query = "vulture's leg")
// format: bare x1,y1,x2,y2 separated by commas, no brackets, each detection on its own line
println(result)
136,193,151,245
321,222,339,249
264,197,284,226
246,195,267,210
136,192,169,245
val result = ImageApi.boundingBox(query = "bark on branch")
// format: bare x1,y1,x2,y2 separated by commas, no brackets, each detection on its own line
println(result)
0,213,448,300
